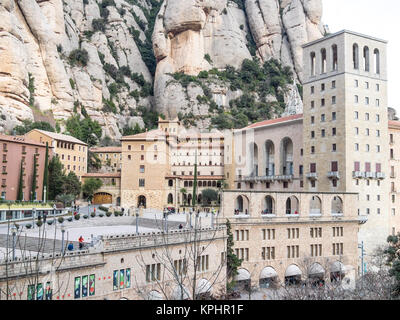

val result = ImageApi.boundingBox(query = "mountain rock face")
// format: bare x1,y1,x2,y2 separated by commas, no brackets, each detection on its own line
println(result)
0,0,323,139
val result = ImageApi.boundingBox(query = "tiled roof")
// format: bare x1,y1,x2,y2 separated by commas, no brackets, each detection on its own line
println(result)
244,114,303,129
388,120,400,128
31,129,87,145
90,146,122,153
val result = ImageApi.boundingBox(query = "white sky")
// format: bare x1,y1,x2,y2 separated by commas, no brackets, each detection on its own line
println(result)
322,0,400,113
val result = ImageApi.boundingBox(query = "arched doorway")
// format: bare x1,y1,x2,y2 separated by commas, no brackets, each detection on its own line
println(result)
234,268,251,291
259,267,278,289
285,264,302,286
330,261,346,283
93,192,112,205
138,195,146,208
308,263,325,287
116,197,121,206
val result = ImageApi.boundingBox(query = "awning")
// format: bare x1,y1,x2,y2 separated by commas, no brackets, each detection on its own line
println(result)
148,290,163,300
260,267,278,279
285,265,302,277
330,261,346,273
309,263,325,275
196,279,212,294
235,268,251,281
172,285,190,300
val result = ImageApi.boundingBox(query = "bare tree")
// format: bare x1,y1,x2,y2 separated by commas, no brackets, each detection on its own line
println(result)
0,216,73,300
133,213,227,300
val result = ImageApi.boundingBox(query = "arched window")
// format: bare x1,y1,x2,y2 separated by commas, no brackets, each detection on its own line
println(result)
310,52,316,76
168,179,173,187
263,196,275,214
321,48,327,74
286,196,299,215
363,46,370,72
353,44,359,69
264,140,275,176
310,196,322,215
332,45,338,71
167,193,173,204
331,196,343,215
280,137,293,175
374,49,380,74
249,143,259,176
198,181,202,187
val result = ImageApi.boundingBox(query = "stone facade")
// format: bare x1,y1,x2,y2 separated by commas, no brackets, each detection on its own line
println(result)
0,227,227,300
120,118,224,211
89,146,122,173
26,129,87,180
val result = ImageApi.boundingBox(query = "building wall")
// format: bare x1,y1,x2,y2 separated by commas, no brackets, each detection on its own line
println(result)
302,31,390,254
26,130,87,180
389,123,400,236
0,228,227,300
0,138,47,201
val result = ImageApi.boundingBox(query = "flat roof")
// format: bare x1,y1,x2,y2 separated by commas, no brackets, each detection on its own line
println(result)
302,30,388,49
0,134,49,148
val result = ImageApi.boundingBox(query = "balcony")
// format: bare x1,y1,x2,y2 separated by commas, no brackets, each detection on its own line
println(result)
258,176,276,182
327,171,340,180
358,215,368,224
306,172,318,180
376,172,385,179
275,175,293,182
352,171,364,179
365,172,375,179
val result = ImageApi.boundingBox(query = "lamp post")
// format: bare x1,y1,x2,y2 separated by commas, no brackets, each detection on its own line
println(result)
88,200,91,219
163,208,168,233
61,224,66,254
135,207,139,235
11,225,17,261
43,186,47,203
32,207,36,229
189,208,193,229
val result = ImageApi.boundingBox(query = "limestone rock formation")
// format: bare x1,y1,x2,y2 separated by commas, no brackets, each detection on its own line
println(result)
0,0,324,138
153,0,323,119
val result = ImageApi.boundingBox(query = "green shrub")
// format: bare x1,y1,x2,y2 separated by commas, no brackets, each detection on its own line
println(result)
99,213,104,217
83,215,88,219
68,49,89,67
99,206,109,212
36,221,43,227
69,78,75,89
47,220,53,225
26,224,32,229
67,217,73,222
58,217,64,224
74,214,80,220
204,54,213,64
106,211,112,217
90,212,96,218
92,18,106,32
114,211,121,217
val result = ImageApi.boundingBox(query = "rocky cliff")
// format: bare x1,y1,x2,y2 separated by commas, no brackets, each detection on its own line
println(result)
0,0,324,140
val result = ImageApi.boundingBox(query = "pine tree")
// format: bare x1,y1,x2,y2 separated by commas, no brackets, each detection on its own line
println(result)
31,154,37,200
42,142,49,201
17,160,24,201
226,219,242,291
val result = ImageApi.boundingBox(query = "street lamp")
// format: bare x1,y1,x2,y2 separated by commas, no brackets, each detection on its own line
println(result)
135,208,139,235
189,208,193,229
163,208,168,233
11,225,17,261
32,207,36,229
61,224,66,254
43,186,47,203
88,200,91,219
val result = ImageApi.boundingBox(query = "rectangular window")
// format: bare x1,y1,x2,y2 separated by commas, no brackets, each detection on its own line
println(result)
139,179,145,187
365,97,370,105
113,270,119,290
332,96,336,105
82,275,88,298
140,165,145,173
74,277,81,299
89,274,95,296
332,81,336,89
332,112,336,121
331,161,338,172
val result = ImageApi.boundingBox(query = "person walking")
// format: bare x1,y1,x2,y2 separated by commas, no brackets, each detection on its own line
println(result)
79,236,84,249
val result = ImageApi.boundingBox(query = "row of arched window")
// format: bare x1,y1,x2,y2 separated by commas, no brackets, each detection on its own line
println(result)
234,195,343,216
310,43,381,76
